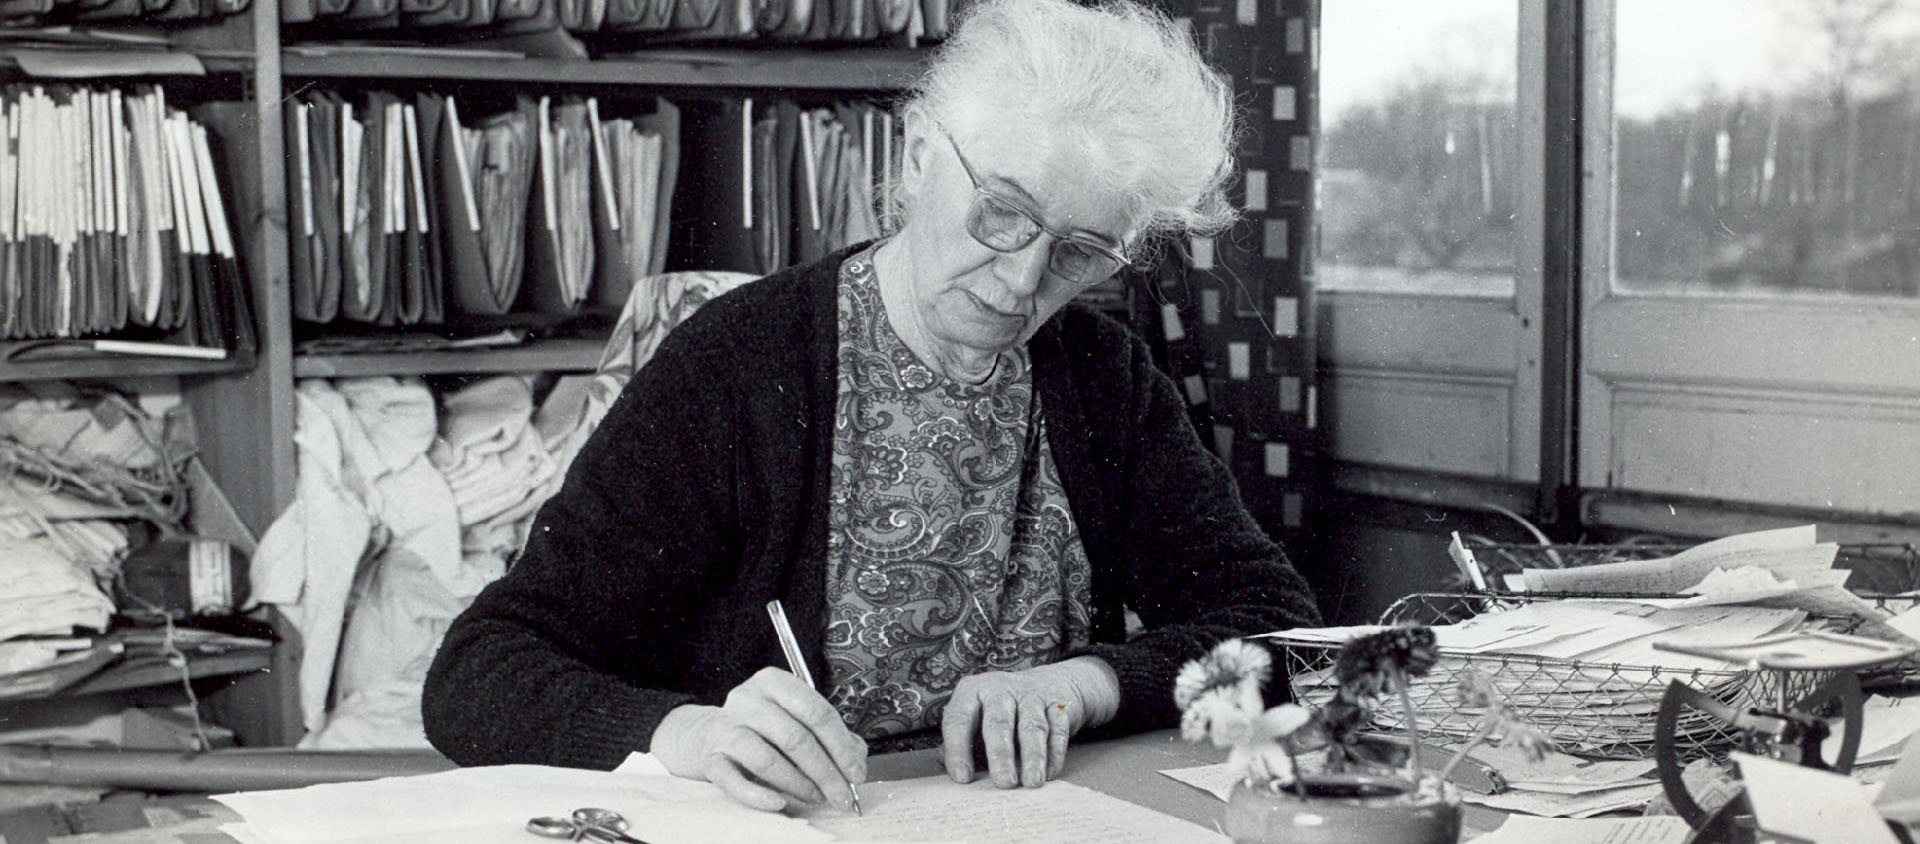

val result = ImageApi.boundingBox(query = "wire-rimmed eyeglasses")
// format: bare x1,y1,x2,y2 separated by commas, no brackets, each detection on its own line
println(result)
942,130,1133,287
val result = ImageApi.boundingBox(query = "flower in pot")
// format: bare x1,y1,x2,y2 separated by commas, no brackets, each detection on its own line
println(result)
1176,629,1550,844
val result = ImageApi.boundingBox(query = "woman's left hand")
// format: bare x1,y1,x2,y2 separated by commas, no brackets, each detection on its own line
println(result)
939,656,1120,789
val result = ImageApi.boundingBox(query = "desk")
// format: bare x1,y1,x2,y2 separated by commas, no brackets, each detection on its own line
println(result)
0,732,1512,844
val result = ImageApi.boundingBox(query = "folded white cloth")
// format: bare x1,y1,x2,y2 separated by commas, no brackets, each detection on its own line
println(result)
0,537,114,641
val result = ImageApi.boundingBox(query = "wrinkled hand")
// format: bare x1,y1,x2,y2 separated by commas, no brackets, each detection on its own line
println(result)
651,667,868,812
940,656,1120,789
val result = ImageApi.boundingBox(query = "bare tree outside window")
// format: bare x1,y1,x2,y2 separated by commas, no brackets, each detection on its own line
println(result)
1317,0,1519,296
1615,0,1920,297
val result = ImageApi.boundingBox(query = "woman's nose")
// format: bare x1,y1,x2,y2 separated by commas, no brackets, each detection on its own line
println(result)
1000,237,1051,297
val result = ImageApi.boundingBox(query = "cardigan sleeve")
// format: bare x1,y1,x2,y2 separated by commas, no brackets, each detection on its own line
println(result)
1081,327,1323,736
422,318,744,771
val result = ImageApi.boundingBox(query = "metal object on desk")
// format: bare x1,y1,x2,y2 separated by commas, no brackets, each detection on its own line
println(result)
526,808,651,844
1649,630,1917,844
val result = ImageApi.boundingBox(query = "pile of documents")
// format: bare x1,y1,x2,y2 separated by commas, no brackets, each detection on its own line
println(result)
0,382,189,689
1272,600,1811,756
0,84,255,360
284,91,682,324
1270,526,1919,759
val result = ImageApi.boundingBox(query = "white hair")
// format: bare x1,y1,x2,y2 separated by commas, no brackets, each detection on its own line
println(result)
897,0,1241,244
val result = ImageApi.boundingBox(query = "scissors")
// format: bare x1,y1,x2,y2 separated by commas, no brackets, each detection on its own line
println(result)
525,808,651,844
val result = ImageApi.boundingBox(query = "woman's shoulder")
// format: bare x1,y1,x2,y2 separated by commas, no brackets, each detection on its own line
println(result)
654,246,863,362
1043,302,1152,372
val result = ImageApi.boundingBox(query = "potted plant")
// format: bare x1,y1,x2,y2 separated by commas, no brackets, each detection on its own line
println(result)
1175,629,1550,844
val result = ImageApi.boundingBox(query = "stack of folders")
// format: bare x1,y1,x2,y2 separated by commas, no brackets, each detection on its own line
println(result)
0,85,255,361
0,0,247,26
282,0,947,43
286,91,681,324
678,98,890,277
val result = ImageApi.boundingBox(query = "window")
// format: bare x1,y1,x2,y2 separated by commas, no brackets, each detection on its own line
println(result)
1314,0,1920,520
1318,0,1519,296
1314,1,1542,486
1584,0,1920,519
1612,0,1920,298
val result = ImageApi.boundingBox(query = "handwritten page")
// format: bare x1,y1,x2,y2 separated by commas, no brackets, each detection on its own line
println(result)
1467,815,1690,844
214,762,833,844
807,776,1229,844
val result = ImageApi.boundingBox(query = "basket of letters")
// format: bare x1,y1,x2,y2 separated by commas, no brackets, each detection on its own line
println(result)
1271,592,1836,762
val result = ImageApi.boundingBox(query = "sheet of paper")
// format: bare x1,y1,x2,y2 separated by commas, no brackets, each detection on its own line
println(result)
214,761,831,844
1467,815,1690,844
1465,743,1656,792
1520,526,1832,595
1873,734,1920,824
1857,697,1920,766
1461,781,1663,818
1734,751,1899,844
808,776,1229,844
1157,764,1242,802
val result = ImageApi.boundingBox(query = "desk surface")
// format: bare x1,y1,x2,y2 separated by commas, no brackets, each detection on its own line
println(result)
867,730,1231,830
869,730,1507,837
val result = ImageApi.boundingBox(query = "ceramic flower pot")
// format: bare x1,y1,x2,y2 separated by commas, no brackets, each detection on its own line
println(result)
1222,772,1461,844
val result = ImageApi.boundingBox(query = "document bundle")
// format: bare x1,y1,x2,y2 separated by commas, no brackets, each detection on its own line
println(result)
288,89,890,330
677,97,888,277
285,91,682,324
282,0,948,43
0,84,256,360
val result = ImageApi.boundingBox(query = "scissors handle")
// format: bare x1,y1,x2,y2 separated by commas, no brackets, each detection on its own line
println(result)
525,817,589,841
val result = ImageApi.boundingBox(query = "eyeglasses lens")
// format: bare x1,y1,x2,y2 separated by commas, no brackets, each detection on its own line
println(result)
967,193,1039,251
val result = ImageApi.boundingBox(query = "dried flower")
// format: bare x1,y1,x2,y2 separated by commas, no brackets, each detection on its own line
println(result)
1320,626,1438,772
1174,639,1271,710
1334,627,1438,703
1174,639,1308,787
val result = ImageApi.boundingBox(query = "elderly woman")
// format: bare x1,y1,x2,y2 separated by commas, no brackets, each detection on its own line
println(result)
422,0,1319,813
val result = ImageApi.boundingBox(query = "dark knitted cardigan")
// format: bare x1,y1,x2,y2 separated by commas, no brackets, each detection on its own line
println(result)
421,243,1321,770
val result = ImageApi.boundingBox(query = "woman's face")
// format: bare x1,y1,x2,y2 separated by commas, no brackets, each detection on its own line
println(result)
892,116,1137,361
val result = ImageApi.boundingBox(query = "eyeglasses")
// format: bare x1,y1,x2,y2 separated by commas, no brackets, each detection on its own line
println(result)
943,132,1132,287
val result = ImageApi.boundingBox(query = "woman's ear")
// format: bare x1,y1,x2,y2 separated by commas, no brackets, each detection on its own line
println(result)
898,107,935,196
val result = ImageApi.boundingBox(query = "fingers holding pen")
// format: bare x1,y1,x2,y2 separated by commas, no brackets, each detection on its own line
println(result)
731,669,868,808
653,668,867,813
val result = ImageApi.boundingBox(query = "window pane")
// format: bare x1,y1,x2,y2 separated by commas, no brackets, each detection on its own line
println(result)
1614,0,1920,297
1317,0,1519,296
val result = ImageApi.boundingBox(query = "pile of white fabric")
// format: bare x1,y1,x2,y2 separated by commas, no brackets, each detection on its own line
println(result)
254,270,757,749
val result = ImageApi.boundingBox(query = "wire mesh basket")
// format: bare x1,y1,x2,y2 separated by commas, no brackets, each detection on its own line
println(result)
1277,592,1840,762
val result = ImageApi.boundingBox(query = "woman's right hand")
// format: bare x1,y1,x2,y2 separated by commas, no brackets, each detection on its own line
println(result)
650,667,868,812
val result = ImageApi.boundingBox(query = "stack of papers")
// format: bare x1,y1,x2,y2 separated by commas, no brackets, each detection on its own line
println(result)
1500,526,1903,640
1270,600,1810,755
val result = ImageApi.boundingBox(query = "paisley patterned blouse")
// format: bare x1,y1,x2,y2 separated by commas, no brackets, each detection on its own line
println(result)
822,249,1095,740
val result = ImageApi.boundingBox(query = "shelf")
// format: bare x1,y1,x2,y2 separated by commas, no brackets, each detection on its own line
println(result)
0,46,256,78
0,352,253,383
293,336,607,378
281,46,925,91
63,649,272,697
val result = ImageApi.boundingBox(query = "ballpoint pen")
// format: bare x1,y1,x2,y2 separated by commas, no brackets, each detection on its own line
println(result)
766,599,863,816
